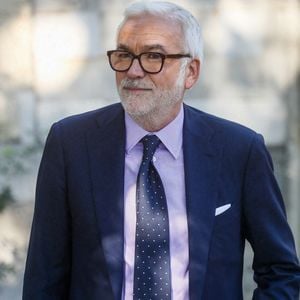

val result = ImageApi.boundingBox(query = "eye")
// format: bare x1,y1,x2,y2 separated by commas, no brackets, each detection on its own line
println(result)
145,52,163,60
116,51,131,59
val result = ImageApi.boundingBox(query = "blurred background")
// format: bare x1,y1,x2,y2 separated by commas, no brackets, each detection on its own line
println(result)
0,0,299,299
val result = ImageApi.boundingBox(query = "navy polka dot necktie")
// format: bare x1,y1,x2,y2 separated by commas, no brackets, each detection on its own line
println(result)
133,135,171,300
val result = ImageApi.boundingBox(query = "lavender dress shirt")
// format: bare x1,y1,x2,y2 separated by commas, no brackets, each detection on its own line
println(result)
122,105,189,300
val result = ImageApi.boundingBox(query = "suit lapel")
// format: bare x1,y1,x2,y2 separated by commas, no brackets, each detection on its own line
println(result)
183,105,222,299
86,105,125,300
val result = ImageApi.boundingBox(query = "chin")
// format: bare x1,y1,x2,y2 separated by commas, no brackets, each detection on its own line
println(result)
121,98,155,117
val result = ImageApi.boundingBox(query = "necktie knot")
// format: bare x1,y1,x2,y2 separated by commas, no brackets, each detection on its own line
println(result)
141,135,161,162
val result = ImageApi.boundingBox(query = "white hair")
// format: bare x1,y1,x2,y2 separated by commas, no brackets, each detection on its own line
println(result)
117,1,204,63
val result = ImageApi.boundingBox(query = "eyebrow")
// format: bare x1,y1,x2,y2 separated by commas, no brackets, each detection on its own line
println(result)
117,43,168,53
117,44,130,51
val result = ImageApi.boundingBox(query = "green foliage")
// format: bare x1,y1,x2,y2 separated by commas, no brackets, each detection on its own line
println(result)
0,144,42,177
0,263,15,281
0,143,42,213
0,186,14,212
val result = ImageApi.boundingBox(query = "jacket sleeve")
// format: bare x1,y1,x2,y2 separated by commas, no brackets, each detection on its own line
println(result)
23,123,71,299
243,133,300,299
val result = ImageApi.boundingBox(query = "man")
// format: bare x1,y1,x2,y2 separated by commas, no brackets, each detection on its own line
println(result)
23,1,300,299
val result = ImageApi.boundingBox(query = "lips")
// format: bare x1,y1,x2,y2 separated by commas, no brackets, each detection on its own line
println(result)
124,87,152,91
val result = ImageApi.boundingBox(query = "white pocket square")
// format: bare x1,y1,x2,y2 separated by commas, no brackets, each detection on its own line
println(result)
215,204,231,216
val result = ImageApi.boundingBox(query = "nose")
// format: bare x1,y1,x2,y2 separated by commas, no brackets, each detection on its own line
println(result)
126,58,146,78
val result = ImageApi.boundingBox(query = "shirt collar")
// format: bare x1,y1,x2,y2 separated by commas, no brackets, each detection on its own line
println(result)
125,105,184,159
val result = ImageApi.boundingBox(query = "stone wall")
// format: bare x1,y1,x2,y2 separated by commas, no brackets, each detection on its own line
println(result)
0,0,299,298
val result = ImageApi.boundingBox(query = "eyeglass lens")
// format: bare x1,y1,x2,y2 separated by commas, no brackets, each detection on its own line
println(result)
109,51,163,73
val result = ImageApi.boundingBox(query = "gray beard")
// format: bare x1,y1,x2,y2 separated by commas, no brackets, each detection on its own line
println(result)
118,81,183,117
117,60,188,119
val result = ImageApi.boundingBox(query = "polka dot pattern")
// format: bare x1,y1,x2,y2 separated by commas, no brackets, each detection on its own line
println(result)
133,135,171,300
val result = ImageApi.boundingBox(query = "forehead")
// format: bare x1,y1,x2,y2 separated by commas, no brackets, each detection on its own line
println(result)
117,15,184,52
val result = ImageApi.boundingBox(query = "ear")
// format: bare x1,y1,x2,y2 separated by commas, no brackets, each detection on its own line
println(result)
185,59,200,89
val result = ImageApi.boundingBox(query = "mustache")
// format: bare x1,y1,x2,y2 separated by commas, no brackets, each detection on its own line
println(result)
120,78,154,89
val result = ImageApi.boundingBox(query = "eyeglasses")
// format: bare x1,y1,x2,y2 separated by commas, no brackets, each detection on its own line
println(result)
107,50,191,74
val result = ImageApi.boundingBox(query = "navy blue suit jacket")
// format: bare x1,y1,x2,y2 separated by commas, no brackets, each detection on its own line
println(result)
23,103,300,299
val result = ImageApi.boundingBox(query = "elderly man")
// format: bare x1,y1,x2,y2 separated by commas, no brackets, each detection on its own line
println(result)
23,1,300,299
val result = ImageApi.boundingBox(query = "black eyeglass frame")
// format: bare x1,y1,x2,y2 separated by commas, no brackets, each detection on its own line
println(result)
107,50,191,74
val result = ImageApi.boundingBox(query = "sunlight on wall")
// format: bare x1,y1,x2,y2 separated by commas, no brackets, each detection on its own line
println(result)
206,0,300,89
0,93,6,123
33,12,102,95
189,95,287,145
205,2,266,56
0,5,32,86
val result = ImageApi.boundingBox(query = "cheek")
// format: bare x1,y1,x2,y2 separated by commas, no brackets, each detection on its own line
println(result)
155,67,181,88
150,74,172,89
157,77,176,90
116,72,125,86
